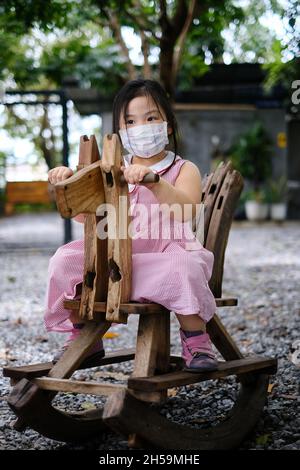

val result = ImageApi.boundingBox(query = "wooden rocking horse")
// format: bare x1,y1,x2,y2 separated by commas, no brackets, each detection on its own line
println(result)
3,134,277,449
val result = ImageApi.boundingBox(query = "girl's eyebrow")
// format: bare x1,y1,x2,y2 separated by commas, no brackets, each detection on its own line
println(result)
125,109,160,117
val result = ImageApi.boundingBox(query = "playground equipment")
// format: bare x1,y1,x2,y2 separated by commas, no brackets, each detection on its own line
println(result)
4,134,277,449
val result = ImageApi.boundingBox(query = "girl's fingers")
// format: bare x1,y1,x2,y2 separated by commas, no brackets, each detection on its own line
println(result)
59,167,69,181
63,168,73,180
120,165,151,184
48,167,72,184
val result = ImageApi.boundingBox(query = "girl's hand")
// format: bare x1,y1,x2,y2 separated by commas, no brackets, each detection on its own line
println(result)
120,164,154,185
48,166,73,184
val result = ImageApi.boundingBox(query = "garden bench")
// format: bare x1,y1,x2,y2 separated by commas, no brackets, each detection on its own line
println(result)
5,180,54,215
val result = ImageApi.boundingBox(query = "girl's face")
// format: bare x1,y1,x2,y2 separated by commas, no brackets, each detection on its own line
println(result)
119,95,172,136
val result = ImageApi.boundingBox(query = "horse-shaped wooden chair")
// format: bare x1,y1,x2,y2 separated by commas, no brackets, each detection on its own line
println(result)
4,134,277,449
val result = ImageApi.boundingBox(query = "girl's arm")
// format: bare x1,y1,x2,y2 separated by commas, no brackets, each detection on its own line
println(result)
147,161,202,222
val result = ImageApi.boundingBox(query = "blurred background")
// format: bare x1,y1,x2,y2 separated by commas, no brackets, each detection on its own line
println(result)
0,2,299,451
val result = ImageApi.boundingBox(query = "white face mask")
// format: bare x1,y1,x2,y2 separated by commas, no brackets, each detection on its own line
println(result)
119,121,169,158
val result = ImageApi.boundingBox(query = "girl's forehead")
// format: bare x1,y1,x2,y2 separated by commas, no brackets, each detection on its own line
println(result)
126,95,162,114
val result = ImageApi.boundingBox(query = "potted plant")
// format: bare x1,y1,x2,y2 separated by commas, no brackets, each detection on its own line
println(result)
229,122,272,187
228,122,273,221
244,187,269,221
266,175,288,221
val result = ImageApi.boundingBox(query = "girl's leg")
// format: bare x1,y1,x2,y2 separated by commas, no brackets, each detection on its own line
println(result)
175,312,217,372
175,313,206,332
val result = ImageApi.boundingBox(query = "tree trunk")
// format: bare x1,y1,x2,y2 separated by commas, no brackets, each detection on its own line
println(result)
159,40,176,99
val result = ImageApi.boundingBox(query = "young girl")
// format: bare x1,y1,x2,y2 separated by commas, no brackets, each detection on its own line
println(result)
46,79,218,372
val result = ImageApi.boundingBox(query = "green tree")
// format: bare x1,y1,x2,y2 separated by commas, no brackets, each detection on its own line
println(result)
1,1,296,173
1,0,297,97
263,0,299,90
0,0,245,97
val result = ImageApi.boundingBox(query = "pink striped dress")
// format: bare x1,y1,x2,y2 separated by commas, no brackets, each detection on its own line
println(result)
44,152,217,333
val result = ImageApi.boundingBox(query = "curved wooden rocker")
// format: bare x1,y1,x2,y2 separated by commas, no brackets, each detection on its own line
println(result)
4,134,277,448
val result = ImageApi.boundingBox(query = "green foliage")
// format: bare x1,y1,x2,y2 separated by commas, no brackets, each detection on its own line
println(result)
243,187,269,203
263,0,299,89
265,175,288,203
263,41,299,91
228,122,273,189
40,31,128,93
225,0,284,64
178,2,244,90
0,0,75,33
1,0,290,94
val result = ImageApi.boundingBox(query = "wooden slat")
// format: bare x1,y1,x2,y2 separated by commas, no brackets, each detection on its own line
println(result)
77,134,100,168
203,161,233,246
128,356,277,392
206,169,244,298
63,297,237,314
3,348,137,381
207,314,244,361
33,377,125,396
215,298,238,307
76,135,108,320
100,134,131,324
129,312,170,404
3,352,183,384
202,163,245,362
48,320,111,380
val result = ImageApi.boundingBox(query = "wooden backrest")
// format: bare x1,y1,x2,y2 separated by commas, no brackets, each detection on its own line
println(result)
201,161,244,298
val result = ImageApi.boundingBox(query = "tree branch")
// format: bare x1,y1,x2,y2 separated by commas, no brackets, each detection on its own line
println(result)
106,9,137,80
39,106,56,170
172,0,197,81
159,0,171,33
171,0,189,38
140,30,152,78
131,0,152,78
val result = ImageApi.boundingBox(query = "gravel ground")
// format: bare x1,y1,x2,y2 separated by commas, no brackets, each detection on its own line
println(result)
0,213,299,450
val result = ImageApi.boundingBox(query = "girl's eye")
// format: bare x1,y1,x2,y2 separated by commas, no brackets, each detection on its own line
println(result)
126,119,134,125
147,116,158,122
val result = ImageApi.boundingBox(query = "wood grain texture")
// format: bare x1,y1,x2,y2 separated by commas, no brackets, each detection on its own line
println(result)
100,134,131,324
103,374,270,450
128,356,277,391
63,297,238,313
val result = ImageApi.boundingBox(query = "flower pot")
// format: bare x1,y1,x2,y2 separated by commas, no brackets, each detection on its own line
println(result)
245,201,269,221
270,203,287,221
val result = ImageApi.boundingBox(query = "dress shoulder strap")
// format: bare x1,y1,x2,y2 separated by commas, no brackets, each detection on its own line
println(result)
161,155,189,185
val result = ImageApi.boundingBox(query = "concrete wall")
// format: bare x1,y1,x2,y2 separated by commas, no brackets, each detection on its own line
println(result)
175,108,286,179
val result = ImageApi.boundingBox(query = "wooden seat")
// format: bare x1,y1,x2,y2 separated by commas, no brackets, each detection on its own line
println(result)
4,134,277,449
63,297,238,313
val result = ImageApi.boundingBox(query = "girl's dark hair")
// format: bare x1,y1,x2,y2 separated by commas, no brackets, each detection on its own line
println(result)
112,79,179,156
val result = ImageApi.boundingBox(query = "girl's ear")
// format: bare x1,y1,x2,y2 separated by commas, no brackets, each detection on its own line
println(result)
167,125,173,135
